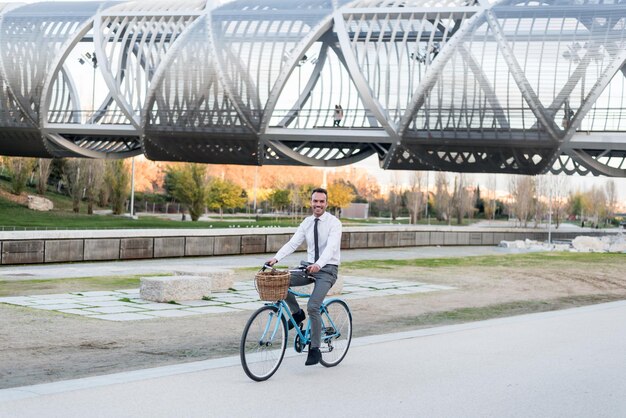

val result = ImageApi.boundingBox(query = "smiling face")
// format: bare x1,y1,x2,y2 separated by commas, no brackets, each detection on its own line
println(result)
310,191,328,218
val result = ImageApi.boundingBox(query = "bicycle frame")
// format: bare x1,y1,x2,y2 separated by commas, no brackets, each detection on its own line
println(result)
261,288,344,349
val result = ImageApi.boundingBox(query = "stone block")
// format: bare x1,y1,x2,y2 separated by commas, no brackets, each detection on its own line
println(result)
266,234,290,252
173,267,235,291
266,234,305,253
415,232,430,246
27,195,53,211
367,232,385,248
340,233,350,249
349,233,368,249
493,233,508,244
84,239,120,261
1,240,44,264
121,238,153,259
241,235,265,254
457,232,470,245
444,232,458,245
154,237,185,258
481,232,495,245
140,276,212,302
185,236,214,256
384,232,399,247
398,232,416,246
430,232,444,245
469,233,482,245
45,240,83,263
214,236,241,255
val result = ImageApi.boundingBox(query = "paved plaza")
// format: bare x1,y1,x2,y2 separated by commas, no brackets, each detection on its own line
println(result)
0,276,453,321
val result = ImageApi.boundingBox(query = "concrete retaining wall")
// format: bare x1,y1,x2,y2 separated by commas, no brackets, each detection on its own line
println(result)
0,228,615,265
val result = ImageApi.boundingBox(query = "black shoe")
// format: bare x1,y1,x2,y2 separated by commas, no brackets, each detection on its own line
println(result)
305,347,321,366
288,309,305,330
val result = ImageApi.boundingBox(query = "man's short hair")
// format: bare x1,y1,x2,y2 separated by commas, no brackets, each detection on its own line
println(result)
311,187,328,199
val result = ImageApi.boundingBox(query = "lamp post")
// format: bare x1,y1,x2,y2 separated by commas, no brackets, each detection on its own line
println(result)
296,55,307,128
130,157,135,218
78,51,97,121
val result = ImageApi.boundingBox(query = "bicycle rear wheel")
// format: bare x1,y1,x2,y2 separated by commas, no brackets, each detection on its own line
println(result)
319,299,352,367
240,305,287,381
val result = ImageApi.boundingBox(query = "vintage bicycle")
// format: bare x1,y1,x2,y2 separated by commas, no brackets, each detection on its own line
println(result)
240,265,352,382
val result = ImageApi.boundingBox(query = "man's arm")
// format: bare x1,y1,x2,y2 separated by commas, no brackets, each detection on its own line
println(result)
266,223,306,266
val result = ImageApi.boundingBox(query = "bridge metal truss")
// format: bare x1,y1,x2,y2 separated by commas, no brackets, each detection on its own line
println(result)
0,0,626,176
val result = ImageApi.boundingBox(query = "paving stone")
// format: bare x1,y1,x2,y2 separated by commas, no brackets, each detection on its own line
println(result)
135,303,188,310
0,298,38,305
5,277,453,321
88,313,156,321
87,306,148,314
176,300,225,307
226,301,264,310
33,303,89,310
142,310,203,318
33,293,83,299
114,289,141,295
72,291,118,297
73,296,122,303
128,299,151,304
57,309,100,316
29,298,84,305
82,301,133,307
184,305,244,314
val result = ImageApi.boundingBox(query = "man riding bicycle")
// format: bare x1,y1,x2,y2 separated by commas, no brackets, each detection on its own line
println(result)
266,187,342,366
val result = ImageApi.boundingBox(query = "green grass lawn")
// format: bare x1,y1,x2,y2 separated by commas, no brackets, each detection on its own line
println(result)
0,197,307,229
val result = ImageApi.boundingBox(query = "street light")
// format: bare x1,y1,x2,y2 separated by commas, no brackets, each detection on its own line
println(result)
78,51,97,121
296,54,307,128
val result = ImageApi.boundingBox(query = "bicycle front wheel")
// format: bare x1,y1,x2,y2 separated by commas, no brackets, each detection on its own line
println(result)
240,305,288,381
319,299,352,367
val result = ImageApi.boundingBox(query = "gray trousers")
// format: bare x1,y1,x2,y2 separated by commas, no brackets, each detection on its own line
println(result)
286,262,338,349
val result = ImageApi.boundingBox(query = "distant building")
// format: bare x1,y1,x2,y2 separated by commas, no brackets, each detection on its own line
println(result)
342,203,369,219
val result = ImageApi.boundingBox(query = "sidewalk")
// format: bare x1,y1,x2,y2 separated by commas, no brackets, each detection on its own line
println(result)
2,301,625,417
0,245,521,281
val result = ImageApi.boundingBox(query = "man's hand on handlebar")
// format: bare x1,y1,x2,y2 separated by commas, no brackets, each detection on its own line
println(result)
266,258,278,267
306,263,321,274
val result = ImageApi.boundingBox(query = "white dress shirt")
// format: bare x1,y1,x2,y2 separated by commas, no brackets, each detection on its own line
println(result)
274,211,342,268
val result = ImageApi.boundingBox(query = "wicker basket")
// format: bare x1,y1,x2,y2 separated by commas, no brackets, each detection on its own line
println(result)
255,270,290,301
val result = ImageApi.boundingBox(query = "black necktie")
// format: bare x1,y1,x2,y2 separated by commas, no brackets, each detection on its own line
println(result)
314,218,320,262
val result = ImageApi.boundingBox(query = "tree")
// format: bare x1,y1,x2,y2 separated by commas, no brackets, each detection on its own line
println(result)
36,158,53,195
433,172,451,222
105,159,130,215
587,185,607,227
605,180,617,226
165,163,209,221
509,175,535,227
450,174,475,225
268,188,291,213
406,171,425,224
327,181,355,217
568,191,586,224
207,177,246,219
549,174,569,229
63,159,86,213
5,157,36,195
387,173,403,221
84,160,105,215
484,174,497,220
